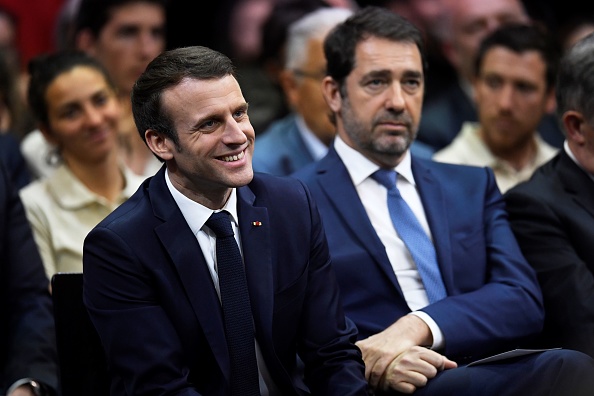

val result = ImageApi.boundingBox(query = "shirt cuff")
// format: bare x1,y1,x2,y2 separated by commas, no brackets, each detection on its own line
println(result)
408,311,444,350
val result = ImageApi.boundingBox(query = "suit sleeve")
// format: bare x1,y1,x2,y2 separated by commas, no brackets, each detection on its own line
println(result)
1,166,58,392
294,181,368,396
505,187,594,357
83,226,203,396
420,168,544,360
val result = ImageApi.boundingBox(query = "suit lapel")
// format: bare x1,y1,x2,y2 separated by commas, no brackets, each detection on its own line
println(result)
149,168,230,380
558,151,594,218
236,185,274,345
316,148,405,297
411,159,455,294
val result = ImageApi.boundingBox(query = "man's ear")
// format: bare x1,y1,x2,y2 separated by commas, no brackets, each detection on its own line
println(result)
278,69,300,109
145,129,174,161
322,76,342,114
74,29,97,56
563,110,586,145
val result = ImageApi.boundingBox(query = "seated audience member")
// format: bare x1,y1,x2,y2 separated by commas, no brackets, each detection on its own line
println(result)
294,7,594,395
417,0,564,151
433,24,558,193
504,32,594,358
19,51,143,279
83,45,368,395
0,133,30,189
0,162,58,396
21,0,166,180
253,7,353,176
255,7,433,176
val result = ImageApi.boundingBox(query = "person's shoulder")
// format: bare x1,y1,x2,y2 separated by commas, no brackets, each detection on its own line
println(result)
250,172,306,192
416,156,489,176
505,154,561,198
19,176,49,203
254,115,300,157
290,158,319,181
96,180,151,231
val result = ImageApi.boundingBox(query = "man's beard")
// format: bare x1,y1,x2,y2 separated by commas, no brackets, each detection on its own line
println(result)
341,97,415,159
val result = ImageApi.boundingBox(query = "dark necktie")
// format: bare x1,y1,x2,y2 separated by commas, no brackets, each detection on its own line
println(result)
372,169,447,303
205,211,261,396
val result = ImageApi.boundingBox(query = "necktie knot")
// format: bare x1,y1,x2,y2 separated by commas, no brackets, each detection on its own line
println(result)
372,169,398,191
206,211,235,238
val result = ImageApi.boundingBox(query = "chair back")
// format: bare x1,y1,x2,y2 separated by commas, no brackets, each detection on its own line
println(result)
51,272,109,396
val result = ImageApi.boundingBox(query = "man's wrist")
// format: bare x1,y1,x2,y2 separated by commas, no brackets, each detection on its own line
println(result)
6,378,53,396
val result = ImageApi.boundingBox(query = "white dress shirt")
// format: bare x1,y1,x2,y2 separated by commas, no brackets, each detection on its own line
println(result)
334,136,444,349
296,115,329,161
165,170,281,395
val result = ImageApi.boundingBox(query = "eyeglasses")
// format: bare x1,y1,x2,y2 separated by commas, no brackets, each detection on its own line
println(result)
292,69,326,81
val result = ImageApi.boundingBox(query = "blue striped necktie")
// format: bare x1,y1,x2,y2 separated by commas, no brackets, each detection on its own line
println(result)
371,169,447,303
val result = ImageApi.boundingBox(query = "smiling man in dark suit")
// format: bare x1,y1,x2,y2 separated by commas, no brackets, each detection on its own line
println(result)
505,31,594,358
82,46,367,396
294,6,594,395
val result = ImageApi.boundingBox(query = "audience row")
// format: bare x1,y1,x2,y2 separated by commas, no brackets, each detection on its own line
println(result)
1,1,594,395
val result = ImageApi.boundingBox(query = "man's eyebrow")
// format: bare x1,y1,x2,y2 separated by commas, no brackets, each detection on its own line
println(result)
362,69,392,79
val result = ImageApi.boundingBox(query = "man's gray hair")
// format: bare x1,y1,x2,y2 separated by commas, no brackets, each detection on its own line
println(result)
284,7,353,71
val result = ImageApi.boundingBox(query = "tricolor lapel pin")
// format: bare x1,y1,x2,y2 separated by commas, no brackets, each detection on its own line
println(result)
251,221,263,227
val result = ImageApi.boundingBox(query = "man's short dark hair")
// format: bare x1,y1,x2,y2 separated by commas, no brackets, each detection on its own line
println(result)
324,6,427,94
131,46,235,150
75,0,166,37
556,31,594,125
474,23,560,91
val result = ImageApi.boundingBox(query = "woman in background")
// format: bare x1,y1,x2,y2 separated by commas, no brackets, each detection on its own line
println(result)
20,50,143,279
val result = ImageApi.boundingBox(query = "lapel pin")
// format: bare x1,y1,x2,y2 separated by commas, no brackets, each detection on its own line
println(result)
252,221,263,227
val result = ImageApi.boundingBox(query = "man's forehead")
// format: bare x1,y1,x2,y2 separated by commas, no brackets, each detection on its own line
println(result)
352,39,423,72
105,2,165,25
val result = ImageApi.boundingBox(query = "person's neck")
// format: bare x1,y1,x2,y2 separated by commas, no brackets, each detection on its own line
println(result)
66,149,125,203
117,94,154,176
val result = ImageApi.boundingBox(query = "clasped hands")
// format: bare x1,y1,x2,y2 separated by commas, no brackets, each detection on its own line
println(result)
356,315,457,394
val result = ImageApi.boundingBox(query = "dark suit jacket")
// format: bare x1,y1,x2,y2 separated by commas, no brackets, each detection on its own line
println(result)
0,133,31,190
294,147,544,362
83,167,367,396
0,163,58,393
505,151,594,357
253,114,315,177
418,82,565,151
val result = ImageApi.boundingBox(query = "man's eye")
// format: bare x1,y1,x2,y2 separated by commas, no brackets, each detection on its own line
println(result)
201,120,216,129
404,79,420,88
368,79,384,86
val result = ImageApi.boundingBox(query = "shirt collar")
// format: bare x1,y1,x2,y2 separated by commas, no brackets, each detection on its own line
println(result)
295,114,329,161
334,135,416,186
165,168,239,237
47,164,141,209
565,140,594,182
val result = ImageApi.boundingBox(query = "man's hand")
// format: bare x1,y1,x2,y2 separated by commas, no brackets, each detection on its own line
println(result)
356,315,456,391
379,346,457,393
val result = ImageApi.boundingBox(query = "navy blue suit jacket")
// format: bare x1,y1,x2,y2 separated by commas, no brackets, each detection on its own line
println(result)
294,147,544,362
83,167,367,395
0,163,58,393
253,114,315,176
505,151,594,357
0,134,31,190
